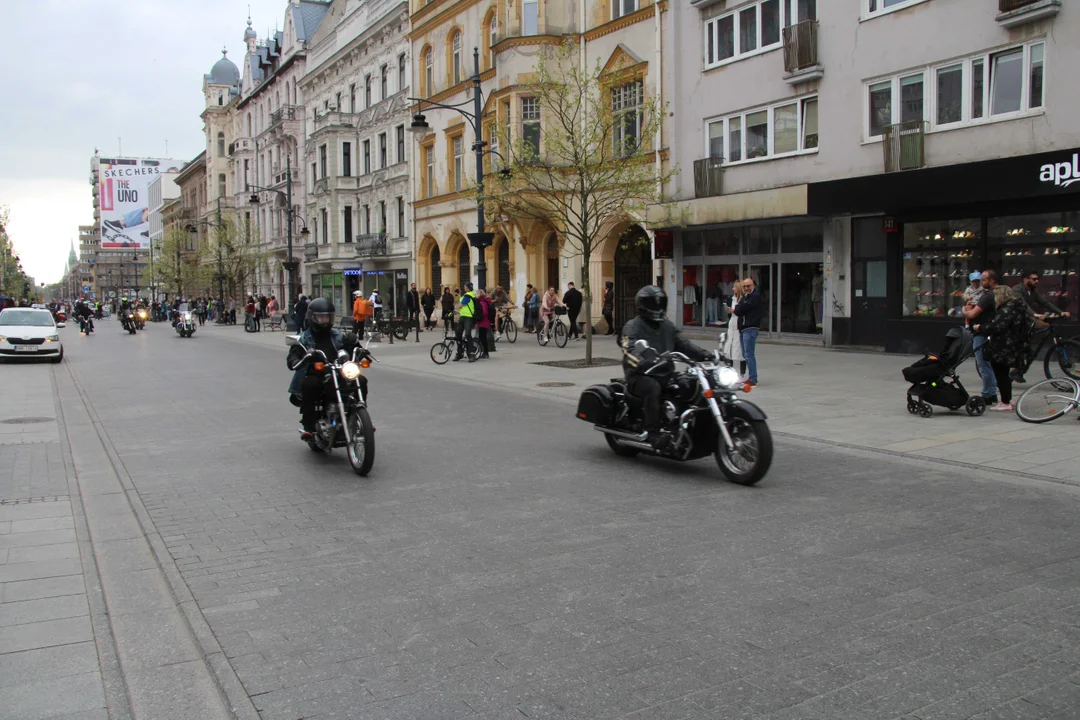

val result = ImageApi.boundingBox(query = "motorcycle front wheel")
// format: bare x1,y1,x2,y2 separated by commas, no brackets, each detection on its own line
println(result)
715,417,773,486
346,407,375,476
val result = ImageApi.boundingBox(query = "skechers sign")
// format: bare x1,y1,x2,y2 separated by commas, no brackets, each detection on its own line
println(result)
1040,153,1080,189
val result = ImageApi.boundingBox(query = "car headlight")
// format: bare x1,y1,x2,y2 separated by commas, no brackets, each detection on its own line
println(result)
340,361,362,380
45,335,59,342
715,366,741,389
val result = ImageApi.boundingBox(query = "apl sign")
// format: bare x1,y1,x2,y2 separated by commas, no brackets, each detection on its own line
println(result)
1040,153,1080,189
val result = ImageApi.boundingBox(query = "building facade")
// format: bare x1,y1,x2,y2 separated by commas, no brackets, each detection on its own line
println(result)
148,171,180,301
662,0,1077,351
300,0,413,315
408,0,665,327
174,152,208,297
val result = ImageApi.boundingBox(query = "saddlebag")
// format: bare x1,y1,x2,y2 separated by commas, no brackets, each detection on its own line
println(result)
577,385,614,425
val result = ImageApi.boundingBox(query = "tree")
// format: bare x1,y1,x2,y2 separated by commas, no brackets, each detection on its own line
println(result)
0,206,34,300
212,216,267,300
482,40,680,364
153,227,210,299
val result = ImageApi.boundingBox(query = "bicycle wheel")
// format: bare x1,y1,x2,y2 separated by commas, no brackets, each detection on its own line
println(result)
503,318,517,343
1016,377,1080,424
1044,339,1080,381
537,325,550,346
554,320,568,348
430,341,453,365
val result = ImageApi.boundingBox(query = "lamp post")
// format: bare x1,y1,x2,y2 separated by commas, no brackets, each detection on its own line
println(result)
409,47,507,292
248,156,309,327
131,250,140,298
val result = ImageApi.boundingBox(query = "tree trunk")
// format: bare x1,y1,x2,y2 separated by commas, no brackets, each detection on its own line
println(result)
582,245,592,366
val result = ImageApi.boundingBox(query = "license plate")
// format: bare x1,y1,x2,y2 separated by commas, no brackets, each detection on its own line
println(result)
13,345,37,352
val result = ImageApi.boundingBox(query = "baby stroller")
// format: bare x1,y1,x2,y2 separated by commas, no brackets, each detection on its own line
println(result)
902,326,987,418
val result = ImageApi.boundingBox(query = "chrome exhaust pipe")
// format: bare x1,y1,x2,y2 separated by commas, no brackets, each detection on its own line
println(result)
596,426,648,442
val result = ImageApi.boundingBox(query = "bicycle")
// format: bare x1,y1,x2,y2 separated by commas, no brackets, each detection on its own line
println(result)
1015,377,1080,424
494,306,518,344
537,308,568,348
430,324,483,364
1013,314,1080,382
372,314,410,341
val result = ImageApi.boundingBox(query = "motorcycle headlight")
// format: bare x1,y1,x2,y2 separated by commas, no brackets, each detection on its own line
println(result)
183,313,192,321
715,366,741,389
138,310,147,318
340,361,362,380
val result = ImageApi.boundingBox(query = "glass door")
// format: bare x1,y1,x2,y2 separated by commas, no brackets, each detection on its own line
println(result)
748,263,776,333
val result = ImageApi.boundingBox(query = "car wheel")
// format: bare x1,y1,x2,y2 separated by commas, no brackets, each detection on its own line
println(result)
51,348,64,363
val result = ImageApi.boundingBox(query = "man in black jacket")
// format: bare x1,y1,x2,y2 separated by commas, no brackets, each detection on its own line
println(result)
621,286,713,448
406,283,421,332
733,277,761,387
563,282,583,340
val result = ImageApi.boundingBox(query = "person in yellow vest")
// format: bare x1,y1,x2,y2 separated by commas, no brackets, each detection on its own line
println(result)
455,282,478,362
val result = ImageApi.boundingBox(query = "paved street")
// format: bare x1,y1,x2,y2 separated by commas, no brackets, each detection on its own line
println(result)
2,319,1080,719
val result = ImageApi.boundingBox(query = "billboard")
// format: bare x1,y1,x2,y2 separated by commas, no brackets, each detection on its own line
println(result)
98,157,180,249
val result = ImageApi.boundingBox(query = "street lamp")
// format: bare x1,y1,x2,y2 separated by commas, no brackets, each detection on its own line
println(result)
409,47,510,292
248,156,310,326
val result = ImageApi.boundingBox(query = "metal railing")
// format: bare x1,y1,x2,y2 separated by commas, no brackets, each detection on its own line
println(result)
268,105,300,128
882,120,927,172
999,0,1040,10
693,157,724,198
354,233,388,256
783,20,819,73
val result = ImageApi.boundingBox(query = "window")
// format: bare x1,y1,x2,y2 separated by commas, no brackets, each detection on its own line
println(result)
523,0,538,36
612,0,637,20
311,162,317,189
342,142,352,177
488,14,497,67
396,125,405,164
425,145,435,198
319,144,327,178
218,173,226,197
866,0,926,18
452,32,462,84
424,48,434,96
363,205,370,234
397,197,404,238
865,41,1045,138
488,123,499,171
612,81,643,157
901,218,982,318
344,205,353,243
350,83,356,113
522,97,541,158
365,74,372,107
398,53,407,93
704,0,783,69
706,96,818,164
217,132,225,157
363,140,370,174
381,65,388,100
321,208,329,245
379,201,387,233
379,133,387,169
459,243,471,285
452,135,464,191
335,91,341,110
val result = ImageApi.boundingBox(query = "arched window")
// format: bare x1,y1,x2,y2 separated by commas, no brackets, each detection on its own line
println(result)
217,132,225,157
430,245,442,291
424,47,434,96
497,238,510,291
458,242,471,288
452,32,463,84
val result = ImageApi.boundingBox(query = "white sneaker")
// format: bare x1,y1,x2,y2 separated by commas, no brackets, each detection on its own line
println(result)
988,402,1015,412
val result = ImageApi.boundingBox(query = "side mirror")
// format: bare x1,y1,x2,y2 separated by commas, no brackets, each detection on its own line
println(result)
285,334,300,347
633,339,648,353
56,322,65,329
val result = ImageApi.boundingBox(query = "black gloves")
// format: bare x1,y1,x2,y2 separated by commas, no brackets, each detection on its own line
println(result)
287,344,307,370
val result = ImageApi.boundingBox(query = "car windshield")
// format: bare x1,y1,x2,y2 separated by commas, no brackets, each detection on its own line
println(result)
0,310,55,327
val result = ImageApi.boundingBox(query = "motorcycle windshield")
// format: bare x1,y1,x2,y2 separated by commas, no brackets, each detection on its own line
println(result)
178,303,191,314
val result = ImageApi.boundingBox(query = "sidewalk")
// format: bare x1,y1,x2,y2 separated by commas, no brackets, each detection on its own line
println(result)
208,321,1080,486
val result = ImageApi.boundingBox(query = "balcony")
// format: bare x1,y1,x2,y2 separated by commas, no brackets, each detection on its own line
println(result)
996,0,1060,27
882,120,927,173
692,157,724,198
268,105,300,129
355,233,388,257
313,110,362,133
782,20,823,85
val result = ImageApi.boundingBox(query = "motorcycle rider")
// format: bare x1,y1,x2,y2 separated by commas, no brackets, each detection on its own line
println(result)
74,299,94,333
287,298,368,440
620,286,713,449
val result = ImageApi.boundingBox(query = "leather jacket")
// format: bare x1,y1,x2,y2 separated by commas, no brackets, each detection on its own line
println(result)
620,316,711,379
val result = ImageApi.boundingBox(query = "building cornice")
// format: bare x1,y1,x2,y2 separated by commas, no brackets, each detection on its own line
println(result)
413,188,473,209
408,0,485,39
584,1,667,41
491,33,572,55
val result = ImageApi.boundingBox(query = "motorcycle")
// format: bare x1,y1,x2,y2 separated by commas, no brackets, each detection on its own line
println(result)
121,311,137,334
174,306,197,338
576,334,773,485
78,314,94,334
135,308,148,330
286,335,376,476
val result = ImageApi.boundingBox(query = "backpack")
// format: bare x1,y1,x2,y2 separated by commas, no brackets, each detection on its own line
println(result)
354,298,373,320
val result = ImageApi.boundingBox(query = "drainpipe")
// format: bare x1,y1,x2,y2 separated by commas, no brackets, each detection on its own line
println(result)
654,1,665,292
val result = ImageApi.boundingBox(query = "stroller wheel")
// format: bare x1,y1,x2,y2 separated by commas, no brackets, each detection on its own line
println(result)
966,396,986,416
907,400,918,414
918,403,934,418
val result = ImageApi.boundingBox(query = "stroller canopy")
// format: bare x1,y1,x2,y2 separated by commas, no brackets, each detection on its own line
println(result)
940,326,974,369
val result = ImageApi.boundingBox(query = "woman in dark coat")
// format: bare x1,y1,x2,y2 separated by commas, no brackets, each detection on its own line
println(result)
440,287,455,332
980,287,1031,413
421,288,436,329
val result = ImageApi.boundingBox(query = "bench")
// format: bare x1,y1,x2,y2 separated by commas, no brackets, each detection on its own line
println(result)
264,314,288,332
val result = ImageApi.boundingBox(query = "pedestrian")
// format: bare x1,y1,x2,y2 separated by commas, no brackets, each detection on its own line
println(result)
197,297,207,325
228,296,237,324
406,282,421,332
961,271,984,308
259,295,268,319
440,287,455,333
522,285,535,332
267,295,279,319
490,285,508,338
246,295,260,331
352,290,372,338
1010,270,1072,382
979,285,1031,413
369,288,383,320
293,294,309,331
723,280,746,379
421,288,436,330
528,285,541,333
963,270,1001,408
563,281,583,340
455,282,479,362
539,286,562,341
603,281,615,335
476,289,493,359
733,277,762,388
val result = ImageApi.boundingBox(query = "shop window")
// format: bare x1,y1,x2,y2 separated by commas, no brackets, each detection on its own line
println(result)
781,263,824,334
902,219,981,318
683,231,703,259
781,222,823,254
705,229,739,256
744,226,776,255
989,212,1079,317
705,265,741,327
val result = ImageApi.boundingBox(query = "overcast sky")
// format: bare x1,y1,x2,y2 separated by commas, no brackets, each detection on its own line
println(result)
0,0,289,284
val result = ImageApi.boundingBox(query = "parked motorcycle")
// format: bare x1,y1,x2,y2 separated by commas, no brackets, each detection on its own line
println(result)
286,335,376,476
576,334,773,485
174,305,197,338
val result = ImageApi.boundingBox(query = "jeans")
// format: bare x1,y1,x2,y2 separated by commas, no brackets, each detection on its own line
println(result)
567,309,580,338
741,327,759,384
456,316,476,357
973,335,998,400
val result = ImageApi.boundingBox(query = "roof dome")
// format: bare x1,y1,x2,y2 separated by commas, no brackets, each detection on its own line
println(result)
209,49,240,86
244,16,257,40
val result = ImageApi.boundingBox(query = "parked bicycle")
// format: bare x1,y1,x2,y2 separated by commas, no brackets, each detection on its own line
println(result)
1013,315,1080,382
1016,377,1080,424
371,314,410,341
538,307,568,348
430,324,482,364
495,305,518,344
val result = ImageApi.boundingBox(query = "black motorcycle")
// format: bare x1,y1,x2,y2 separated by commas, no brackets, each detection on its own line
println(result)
286,337,376,476
119,309,137,334
577,336,773,485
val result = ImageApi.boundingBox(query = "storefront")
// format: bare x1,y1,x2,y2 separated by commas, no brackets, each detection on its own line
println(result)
337,267,410,318
809,148,1080,353
675,220,825,339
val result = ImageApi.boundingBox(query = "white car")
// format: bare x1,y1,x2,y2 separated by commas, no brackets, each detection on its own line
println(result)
0,307,64,363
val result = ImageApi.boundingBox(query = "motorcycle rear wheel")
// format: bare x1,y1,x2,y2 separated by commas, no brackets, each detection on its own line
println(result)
604,432,640,457
715,417,772,486
347,407,375,476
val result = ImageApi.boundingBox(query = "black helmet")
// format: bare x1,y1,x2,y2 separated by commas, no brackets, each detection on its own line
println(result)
635,285,668,322
308,297,335,333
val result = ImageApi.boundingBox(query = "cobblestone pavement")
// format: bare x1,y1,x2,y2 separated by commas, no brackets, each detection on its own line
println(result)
29,321,1080,718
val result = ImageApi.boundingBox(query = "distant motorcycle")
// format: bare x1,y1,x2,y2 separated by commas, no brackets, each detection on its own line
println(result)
174,307,197,338
135,308,148,330
120,311,137,335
